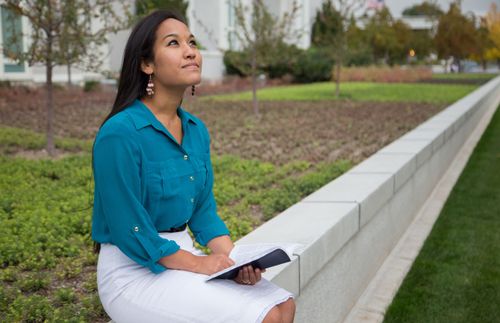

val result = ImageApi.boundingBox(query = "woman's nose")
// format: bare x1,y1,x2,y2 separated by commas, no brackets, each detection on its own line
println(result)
184,42,196,59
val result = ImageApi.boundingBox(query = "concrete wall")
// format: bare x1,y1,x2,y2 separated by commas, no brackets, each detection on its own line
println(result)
237,76,500,322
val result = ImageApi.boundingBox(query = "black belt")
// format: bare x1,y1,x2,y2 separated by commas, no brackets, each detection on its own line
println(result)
159,223,187,233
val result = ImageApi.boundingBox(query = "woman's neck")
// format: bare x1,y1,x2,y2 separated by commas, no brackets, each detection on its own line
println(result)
142,86,185,123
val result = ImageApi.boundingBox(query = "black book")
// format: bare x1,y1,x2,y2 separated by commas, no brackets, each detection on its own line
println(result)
205,244,295,281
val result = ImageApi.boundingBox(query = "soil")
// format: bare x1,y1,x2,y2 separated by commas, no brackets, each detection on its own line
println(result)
0,86,446,165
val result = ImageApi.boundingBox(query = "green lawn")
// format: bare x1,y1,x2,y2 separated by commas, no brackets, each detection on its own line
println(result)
206,82,478,104
384,106,500,323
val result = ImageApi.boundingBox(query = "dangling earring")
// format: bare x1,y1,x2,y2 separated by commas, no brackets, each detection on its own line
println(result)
191,85,195,96
146,74,154,96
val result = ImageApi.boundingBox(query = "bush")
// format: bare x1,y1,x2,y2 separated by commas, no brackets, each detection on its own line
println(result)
223,50,250,77
83,80,100,92
336,65,432,83
345,44,375,67
291,47,335,83
224,45,302,79
264,45,302,79
0,80,12,88
7,294,54,322
54,288,77,305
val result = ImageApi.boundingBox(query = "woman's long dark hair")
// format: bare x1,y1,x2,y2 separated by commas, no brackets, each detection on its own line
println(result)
102,10,188,126
93,10,187,254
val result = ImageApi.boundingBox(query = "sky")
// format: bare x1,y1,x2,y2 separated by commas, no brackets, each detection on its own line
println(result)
383,0,500,18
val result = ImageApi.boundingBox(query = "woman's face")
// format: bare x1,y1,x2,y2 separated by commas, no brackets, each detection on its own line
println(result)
143,18,202,90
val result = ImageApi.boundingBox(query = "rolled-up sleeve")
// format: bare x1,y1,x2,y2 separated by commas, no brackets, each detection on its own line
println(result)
188,127,230,246
93,130,180,274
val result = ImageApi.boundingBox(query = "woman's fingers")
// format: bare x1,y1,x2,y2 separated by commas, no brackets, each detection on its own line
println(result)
234,266,264,285
254,267,262,282
248,266,258,284
242,265,250,283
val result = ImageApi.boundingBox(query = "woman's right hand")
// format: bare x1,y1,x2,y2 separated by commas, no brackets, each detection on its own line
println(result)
194,254,235,275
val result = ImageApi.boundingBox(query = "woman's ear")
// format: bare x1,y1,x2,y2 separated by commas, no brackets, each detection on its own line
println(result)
140,60,154,75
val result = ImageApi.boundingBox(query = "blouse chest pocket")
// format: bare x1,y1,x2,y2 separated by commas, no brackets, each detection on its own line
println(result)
143,154,209,201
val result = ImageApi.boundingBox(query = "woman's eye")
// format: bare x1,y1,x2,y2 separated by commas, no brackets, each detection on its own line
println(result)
190,40,197,46
167,40,178,46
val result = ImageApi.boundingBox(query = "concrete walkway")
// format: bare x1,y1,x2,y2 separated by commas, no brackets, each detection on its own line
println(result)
343,101,499,323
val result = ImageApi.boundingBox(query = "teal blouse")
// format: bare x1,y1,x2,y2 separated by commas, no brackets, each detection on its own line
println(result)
92,99,230,274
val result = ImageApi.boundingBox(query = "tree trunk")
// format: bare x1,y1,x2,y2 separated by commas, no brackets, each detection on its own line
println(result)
46,33,55,156
67,62,72,86
335,60,341,98
251,45,259,116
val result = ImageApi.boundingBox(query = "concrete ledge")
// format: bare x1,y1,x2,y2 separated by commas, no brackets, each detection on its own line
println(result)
237,76,500,322
303,173,393,228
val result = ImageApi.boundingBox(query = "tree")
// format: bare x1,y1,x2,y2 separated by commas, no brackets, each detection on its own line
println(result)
402,1,443,17
434,2,477,72
229,0,300,116
310,0,365,97
344,15,373,66
135,0,188,19
2,1,131,156
362,7,413,65
58,0,115,85
470,17,493,70
484,3,500,66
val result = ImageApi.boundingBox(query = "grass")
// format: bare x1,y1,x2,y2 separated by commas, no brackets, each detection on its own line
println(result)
383,106,500,323
205,82,478,104
431,72,498,80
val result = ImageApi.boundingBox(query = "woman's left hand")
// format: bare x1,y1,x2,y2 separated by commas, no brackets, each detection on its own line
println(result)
234,265,265,285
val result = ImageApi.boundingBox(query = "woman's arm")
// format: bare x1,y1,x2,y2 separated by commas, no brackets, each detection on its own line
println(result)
207,235,234,256
158,249,234,275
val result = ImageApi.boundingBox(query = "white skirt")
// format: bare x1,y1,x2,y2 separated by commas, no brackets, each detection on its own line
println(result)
97,230,294,323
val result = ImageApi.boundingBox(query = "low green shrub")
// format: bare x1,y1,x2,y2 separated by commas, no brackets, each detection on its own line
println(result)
55,288,77,305
0,126,92,154
292,47,335,83
83,80,100,92
1,147,351,321
7,294,54,322
17,272,51,292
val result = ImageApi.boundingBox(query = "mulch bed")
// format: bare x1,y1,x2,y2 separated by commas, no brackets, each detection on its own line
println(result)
0,86,446,165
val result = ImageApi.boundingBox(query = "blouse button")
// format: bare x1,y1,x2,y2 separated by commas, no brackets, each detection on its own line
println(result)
189,176,195,181
134,226,139,232
190,198,194,203
183,155,189,160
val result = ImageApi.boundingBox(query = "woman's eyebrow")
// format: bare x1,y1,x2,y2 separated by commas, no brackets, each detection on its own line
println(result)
162,33,195,40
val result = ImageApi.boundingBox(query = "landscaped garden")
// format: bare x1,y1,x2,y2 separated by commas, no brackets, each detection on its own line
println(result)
0,77,493,321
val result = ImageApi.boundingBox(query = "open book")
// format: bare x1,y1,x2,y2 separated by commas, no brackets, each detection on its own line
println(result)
205,243,301,281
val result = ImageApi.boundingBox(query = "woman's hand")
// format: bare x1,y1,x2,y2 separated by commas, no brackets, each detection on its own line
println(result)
194,254,235,275
233,265,266,285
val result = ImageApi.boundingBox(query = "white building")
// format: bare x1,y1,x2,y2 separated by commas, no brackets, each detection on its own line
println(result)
4,0,482,84
0,0,334,84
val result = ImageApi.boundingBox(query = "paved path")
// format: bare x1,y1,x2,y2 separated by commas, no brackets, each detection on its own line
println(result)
343,101,499,323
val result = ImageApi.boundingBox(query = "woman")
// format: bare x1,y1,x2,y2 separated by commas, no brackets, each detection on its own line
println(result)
92,10,295,323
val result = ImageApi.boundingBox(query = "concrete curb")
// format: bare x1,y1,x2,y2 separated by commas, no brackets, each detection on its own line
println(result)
343,81,500,323
237,76,500,323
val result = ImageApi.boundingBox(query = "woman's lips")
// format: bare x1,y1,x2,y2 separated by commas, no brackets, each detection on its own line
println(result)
182,63,199,69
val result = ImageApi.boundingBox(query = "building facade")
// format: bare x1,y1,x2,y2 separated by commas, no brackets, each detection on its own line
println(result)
1,0,329,84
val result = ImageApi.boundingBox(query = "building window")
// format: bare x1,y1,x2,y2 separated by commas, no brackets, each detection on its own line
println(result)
1,5,25,73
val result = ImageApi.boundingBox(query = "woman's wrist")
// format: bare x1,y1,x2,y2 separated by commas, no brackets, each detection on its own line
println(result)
158,249,200,272
207,235,234,256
